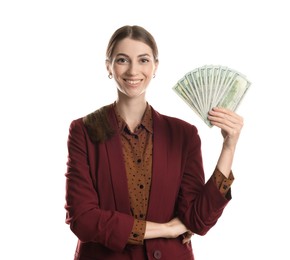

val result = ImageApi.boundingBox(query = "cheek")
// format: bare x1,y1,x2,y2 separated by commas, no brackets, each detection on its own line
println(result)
112,65,124,76
145,66,155,76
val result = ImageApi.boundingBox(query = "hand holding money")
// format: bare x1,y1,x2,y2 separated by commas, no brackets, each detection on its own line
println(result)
208,107,243,150
173,65,251,127
208,106,244,178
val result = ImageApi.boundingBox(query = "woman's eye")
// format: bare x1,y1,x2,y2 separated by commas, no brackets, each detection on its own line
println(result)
140,58,149,63
116,58,128,63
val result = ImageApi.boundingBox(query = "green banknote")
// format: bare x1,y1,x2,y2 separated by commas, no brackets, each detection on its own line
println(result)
172,65,251,127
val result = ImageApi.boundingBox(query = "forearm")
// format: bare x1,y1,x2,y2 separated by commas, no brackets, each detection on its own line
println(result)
144,217,189,240
208,107,243,178
216,145,235,178
144,221,167,239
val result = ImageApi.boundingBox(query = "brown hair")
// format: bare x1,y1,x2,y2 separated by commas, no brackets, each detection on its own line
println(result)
106,25,159,63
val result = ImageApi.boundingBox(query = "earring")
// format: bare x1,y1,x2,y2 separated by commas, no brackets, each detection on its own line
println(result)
153,74,156,78
108,74,113,79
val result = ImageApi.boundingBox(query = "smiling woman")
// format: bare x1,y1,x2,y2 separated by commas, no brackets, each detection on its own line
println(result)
106,38,158,115
64,25,244,260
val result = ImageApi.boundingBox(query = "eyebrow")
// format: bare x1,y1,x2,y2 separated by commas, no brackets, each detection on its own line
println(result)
116,53,151,58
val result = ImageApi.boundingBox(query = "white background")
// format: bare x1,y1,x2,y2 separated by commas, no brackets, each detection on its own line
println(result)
1,0,289,259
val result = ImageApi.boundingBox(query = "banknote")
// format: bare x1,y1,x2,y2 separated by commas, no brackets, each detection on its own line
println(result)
172,65,251,127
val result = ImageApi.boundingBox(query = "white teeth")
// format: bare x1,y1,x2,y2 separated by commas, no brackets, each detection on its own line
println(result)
126,80,141,84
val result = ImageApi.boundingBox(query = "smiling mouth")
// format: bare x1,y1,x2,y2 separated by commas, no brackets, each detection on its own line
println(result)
125,79,142,85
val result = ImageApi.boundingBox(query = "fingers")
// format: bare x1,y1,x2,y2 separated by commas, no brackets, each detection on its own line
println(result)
166,217,190,239
208,107,243,124
182,231,194,244
168,218,194,244
208,107,243,132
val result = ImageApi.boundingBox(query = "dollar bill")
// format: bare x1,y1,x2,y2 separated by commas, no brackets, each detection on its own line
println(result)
173,65,251,127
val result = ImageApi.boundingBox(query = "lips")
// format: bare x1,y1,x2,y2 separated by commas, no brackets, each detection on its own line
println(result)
125,79,142,85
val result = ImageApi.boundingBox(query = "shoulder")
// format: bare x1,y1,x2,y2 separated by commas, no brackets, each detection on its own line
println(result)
69,104,115,143
68,117,86,134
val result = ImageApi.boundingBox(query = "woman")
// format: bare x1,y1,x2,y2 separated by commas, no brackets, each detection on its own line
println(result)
64,25,243,260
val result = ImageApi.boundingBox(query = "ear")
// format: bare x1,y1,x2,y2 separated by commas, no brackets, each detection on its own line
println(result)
154,60,159,75
105,60,112,74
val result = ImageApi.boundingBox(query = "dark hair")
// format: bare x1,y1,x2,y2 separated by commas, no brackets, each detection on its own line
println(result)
106,25,159,63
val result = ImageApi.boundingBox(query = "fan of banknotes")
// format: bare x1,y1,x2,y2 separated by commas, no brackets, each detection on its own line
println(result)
172,65,251,127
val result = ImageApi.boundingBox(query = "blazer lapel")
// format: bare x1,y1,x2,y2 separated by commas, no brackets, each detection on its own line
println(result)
105,107,131,214
146,110,169,221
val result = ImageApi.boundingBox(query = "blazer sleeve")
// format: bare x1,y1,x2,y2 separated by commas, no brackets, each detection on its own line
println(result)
176,126,230,235
64,119,134,252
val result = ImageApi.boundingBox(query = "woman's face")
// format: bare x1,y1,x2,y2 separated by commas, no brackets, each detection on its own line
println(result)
107,38,158,99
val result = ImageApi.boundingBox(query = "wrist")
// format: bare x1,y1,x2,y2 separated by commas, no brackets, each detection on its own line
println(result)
164,222,174,238
144,221,167,240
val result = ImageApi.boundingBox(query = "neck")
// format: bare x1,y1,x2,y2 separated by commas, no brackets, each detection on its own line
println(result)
115,96,147,131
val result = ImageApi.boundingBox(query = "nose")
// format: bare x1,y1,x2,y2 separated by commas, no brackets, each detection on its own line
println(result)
127,61,139,76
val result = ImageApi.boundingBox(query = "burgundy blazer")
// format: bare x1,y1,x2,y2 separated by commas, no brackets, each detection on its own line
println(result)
65,105,230,260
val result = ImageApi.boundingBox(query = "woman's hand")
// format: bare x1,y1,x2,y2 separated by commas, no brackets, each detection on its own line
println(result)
165,218,192,240
208,107,244,177
145,217,193,244
182,230,193,244
208,107,244,150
